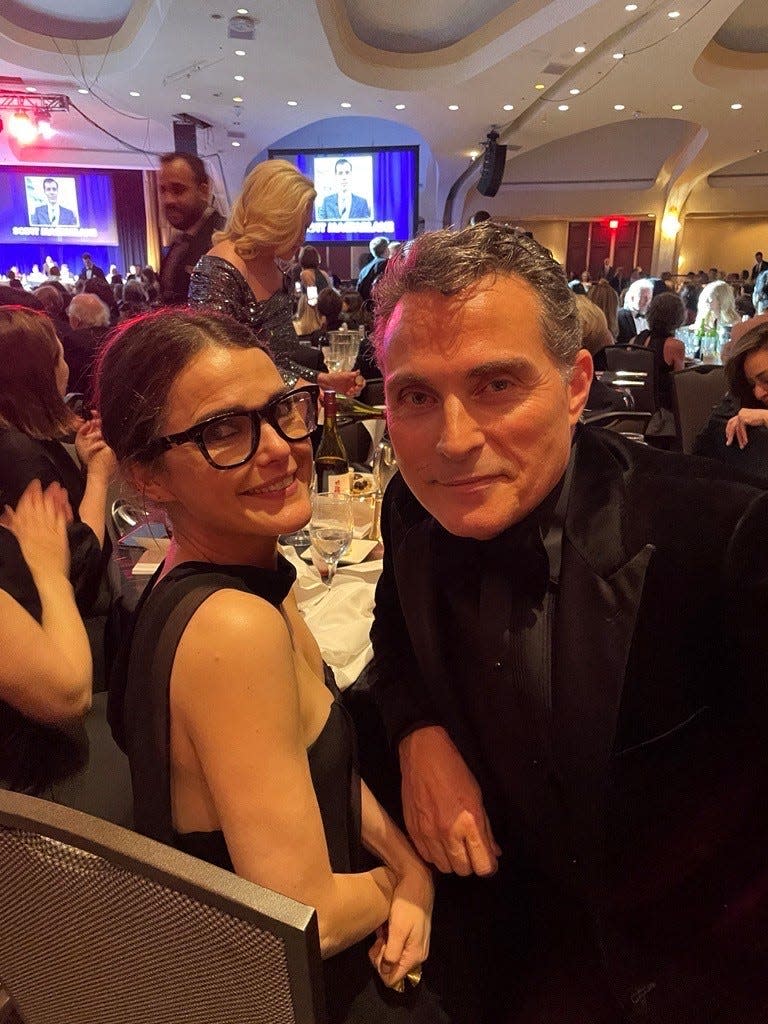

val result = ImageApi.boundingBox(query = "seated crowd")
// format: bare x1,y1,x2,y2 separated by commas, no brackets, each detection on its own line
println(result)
3,159,768,1023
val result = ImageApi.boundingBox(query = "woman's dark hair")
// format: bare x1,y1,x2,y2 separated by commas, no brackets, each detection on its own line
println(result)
317,287,343,328
298,245,321,270
94,308,270,462
646,292,685,338
726,321,768,408
0,307,78,439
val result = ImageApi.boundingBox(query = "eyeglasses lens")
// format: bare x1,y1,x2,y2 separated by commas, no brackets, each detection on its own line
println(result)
200,392,317,468
275,391,317,438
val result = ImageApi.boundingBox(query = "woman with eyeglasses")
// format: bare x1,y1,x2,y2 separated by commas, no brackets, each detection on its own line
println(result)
96,309,444,1024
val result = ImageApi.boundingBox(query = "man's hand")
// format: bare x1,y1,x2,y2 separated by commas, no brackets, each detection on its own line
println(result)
399,726,501,877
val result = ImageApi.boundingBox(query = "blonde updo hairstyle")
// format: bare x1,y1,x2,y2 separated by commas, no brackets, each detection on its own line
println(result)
212,159,316,261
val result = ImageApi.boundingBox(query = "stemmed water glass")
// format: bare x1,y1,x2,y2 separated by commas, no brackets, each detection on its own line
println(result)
309,491,354,586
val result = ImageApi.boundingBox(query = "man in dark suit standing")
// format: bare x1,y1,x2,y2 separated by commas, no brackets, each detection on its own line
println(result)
77,253,106,284
30,177,77,226
317,158,371,220
751,251,766,281
158,152,225,305
363,222,768,1022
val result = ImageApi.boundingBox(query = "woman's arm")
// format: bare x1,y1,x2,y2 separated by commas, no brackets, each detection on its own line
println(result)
663,335,686,371
359,780,434,986
725,406,768,449
0,480,92,723
75,417,117,548
171,590,396,957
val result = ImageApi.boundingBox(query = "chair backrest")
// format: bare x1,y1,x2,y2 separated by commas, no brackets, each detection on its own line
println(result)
0,790,326,1024
582,410,652,442
603,346,657,413
671,364,728,454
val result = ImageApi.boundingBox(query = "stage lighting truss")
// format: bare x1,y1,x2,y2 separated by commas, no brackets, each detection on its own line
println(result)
0,91,70,143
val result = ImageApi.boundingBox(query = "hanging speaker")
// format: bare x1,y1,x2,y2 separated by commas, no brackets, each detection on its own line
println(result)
173,121,197,155
477,138,507,197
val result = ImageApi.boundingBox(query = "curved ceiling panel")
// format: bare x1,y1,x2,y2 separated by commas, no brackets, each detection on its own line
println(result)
342,0,513,53
713,0,768,54
503,119,694,188
1,0,135,40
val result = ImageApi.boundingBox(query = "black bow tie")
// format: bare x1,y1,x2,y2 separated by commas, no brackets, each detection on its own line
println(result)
432,516,549,598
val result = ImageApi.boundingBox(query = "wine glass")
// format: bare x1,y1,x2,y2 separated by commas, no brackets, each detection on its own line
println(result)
309,491,354,586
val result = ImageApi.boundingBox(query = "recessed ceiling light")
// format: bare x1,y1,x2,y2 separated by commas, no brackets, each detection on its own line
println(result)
731,102,742,110
180,92,191,100
129,90,141,97
625,2,638,9
574,44,587,53
233,96,243,103
671,103,683,110
25,86,37,93
667,9,680,16
569,88,580,95
236,7,248,13
558,104,570,111
448,103,459,110
77,87,89,95
612,52,624,59
340,101,352,108
234,74,244,81
395,103,406,110
534,83,545,90
503,103,514,110
234,49,246,56
231,140,241,147
614,103,625,110
287,100,298,106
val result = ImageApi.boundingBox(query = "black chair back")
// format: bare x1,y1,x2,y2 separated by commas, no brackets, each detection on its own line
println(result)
603,346,657,413
0,790,326,1024
671,364,728,454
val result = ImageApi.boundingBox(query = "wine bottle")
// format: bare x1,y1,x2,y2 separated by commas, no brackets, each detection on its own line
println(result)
315,390,350,493
336,393,387,424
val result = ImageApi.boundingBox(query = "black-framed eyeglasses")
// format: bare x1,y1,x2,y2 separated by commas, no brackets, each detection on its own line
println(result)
138,385,319,469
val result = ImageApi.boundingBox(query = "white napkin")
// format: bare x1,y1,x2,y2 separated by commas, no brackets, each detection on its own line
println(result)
282,546,383,689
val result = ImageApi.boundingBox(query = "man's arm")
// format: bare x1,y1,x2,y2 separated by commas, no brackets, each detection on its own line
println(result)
370,478,500,876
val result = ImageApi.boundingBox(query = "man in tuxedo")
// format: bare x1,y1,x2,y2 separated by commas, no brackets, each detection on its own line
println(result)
365,221,768,1022
158,152,225,305
77,253,106,283
751,251,767,282
317,158,371,220
30,178,77,226
617,277,653,343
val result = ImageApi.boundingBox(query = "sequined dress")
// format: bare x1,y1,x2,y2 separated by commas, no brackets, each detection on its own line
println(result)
188,254,316,387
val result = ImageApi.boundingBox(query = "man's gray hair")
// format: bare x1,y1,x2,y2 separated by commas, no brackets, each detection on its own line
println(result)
371,222,581,368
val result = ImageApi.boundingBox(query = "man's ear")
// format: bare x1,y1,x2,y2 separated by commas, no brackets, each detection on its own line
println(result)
567,348,594,425
123,457,175,505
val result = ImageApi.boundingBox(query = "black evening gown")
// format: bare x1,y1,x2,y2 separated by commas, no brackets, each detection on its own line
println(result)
114,556,448,1024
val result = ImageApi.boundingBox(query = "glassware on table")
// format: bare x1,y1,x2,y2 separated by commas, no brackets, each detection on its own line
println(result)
675,325,698,359
326,330,361,372
372,436,398,493
308,491,354,586
699,331,719,363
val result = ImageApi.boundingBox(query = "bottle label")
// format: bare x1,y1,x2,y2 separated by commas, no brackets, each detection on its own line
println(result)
324,470,351,495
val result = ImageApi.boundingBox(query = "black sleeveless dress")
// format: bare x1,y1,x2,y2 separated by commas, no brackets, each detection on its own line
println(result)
115,556,446,1024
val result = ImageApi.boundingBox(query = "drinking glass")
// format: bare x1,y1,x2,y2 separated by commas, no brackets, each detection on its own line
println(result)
309,491,354,586
372,436,398,493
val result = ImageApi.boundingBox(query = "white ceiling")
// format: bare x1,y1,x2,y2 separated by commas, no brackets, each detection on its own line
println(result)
0,0,766,229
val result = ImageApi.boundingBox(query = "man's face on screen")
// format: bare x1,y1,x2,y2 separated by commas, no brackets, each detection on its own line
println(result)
44,180,59,203
159,159,210,231
335,161,352,194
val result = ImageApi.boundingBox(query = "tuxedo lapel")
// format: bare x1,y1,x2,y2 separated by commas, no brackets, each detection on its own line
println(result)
552,430,655,872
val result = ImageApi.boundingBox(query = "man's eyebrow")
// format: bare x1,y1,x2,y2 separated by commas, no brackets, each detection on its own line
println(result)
466,358,537,380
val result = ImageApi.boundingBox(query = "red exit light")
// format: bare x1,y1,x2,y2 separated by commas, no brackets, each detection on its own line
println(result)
609,218,620,230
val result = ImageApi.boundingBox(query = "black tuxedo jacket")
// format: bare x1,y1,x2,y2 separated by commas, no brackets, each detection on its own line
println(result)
159,209,225,305
617,307,640,345
371,427,768,1012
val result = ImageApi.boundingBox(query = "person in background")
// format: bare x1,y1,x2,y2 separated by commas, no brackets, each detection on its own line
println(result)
361,220,768,1023
693,280,740,346
158,152,225,306
0,306,116,690
118,279,151,319
0,479,92,794
357,237,390,303
189,158,361,396
573,296,626,412
586,279,619,342
694,314,768,480
77,253,106,284
44,264,71,310
96,309,445,1023
678,271,701,325
753,264,768,315
64,292,111,396
617,277,653,343
750,252,766,281
297,244,331,294
83,277,120,326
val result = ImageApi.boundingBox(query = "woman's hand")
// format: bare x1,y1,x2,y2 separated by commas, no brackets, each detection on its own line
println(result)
0,479,72,582
318,370,365,397
725,407,768,449
368,859,433,988
75,416,117,481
